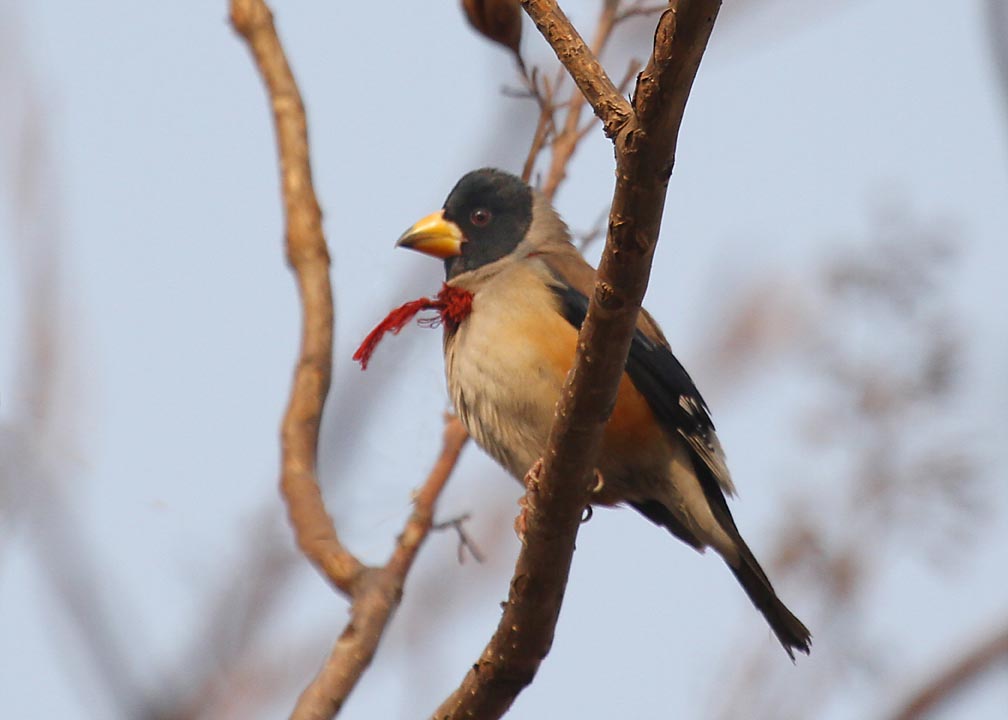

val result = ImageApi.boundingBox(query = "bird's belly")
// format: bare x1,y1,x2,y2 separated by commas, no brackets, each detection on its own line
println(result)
445,313,567,480
445,294,671,496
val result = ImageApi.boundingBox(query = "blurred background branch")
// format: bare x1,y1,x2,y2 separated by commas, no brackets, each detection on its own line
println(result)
887,619,1008,720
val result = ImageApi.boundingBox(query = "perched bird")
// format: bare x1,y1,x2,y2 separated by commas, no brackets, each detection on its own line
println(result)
395,168,811,658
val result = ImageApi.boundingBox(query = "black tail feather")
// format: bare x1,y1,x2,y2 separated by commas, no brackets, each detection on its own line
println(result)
632,499,811,659
728,539,811,660
688,459,812,659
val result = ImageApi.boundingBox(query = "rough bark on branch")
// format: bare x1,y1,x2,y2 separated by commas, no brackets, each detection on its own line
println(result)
434,1,721,717
520,0,633,138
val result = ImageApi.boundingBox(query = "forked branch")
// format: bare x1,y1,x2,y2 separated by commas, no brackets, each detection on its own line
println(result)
230,2,469,717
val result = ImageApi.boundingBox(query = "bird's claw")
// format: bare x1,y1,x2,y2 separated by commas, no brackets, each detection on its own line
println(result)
515,494,530,541
514,462,601,538
514,458,544,543
578,470,604,523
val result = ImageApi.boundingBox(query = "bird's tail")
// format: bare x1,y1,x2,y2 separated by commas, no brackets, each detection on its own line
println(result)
728,538,811,660
632,497,812,658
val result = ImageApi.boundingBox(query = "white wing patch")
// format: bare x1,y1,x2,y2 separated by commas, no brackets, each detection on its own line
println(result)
678,394,735,496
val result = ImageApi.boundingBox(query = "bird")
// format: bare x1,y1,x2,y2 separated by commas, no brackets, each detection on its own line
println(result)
394,167,811,659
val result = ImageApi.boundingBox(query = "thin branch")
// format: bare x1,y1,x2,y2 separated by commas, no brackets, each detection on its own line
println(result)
232,3,472,717
573,207,610,252
520,69,557,183
540,0,622,199
887,620,1008,720
519,0,632,139
574,59,640,145
521,107,553,183
291,417,469,719
433,513,487,564
386,417,471,577
433,2,721,717
522,1,655,200
230,0,363,596
615,2,668,23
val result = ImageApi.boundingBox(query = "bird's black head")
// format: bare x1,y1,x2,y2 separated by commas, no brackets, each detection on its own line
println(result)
442,169,533,279
396,168,533,280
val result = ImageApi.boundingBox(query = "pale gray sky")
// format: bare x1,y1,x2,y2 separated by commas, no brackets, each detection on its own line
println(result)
2,1,1006,718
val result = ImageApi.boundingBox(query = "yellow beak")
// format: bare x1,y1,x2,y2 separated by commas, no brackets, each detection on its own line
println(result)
396,211,463,258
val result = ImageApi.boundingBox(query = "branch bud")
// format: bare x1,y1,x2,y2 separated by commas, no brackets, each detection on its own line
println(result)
461,0,522,56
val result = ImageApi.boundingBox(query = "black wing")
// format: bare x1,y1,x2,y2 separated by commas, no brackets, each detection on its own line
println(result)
549,281,737,518
550,282,717,442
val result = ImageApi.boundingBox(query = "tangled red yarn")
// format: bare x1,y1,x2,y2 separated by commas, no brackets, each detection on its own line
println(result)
353,284,474,370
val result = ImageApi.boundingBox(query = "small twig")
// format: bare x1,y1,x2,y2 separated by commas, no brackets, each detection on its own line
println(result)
617,56,643,94
574,207,610,252
385,416,471,577
520,0,631,143
615,2,668,24
522,108,554,183
540,0,623,200
433,513,487,564
500,84,536,99
519,68,558,183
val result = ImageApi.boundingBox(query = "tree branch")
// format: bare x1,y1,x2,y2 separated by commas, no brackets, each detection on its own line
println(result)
387,417,471,577
519,0,633,138
231,2,471,717
433,2,721,717
519,69,557,184
539,0,621,200
633,2,719,143
616,2,669,23
230,0,362,596
887,620,1008,720
291,418,469,720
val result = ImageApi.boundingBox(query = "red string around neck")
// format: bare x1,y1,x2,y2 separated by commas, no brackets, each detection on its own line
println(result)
353,283,474,370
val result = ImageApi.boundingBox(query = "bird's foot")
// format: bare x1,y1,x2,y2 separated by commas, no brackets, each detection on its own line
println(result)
514,458,544,543
579,469,605,523
515,494,530,542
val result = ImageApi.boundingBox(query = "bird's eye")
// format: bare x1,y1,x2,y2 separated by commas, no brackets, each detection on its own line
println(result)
470,208,492,227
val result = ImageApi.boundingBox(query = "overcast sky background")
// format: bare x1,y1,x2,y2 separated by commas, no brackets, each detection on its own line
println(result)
1,1,1007,718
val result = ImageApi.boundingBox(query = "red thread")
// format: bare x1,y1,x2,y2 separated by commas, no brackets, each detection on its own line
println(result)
353,283,473,370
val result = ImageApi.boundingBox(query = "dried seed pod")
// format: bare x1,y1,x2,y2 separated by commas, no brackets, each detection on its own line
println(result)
461,0,522,56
